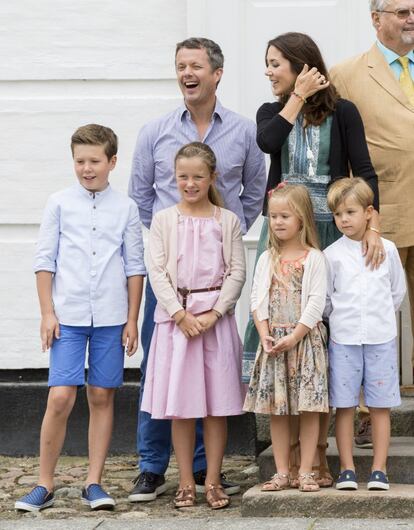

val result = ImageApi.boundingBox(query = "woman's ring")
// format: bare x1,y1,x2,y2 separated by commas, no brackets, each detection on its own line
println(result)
379,251,384,256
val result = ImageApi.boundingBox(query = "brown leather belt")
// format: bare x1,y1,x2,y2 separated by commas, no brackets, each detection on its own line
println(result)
177,285,222,310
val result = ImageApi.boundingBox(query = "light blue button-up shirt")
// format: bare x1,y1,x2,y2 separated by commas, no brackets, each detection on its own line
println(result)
129,99,266,234
34,183,146,327
376,40,414,79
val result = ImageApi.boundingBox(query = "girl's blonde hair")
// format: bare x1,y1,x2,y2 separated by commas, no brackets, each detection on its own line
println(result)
174,142,224,207
267,183,319,273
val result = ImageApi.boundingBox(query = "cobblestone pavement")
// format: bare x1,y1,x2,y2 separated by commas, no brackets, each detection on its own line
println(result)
0,454,258,522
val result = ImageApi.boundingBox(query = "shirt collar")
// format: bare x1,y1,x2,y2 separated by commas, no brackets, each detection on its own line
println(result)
75,181,112,199
179,98,224,123
376,40,414,65
341,234,364,250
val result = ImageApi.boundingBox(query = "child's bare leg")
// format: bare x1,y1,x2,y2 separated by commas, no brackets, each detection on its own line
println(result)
203,416,227,486
86,385,116,485
312,410,333,486
369,407,390,472
298,412,319,474
38,386,77,490
172,418,196,489
270,415,290,474
203,416,229,508
335,407,356,471
289,415,300,486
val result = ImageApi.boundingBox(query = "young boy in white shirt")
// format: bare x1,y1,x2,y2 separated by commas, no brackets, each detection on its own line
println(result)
324,177,406,492
15,124,146,512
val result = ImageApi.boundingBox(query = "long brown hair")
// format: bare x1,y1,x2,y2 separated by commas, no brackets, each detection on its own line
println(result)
266,32,339,126
174,142,223,207
267,184,320,275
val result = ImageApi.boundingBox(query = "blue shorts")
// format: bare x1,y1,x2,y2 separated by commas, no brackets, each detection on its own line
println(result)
48,324,125,388
328,338,401,409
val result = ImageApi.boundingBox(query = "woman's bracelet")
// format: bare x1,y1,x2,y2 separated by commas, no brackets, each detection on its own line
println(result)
291,91,307,103
369,226,380,234
175,311,186,325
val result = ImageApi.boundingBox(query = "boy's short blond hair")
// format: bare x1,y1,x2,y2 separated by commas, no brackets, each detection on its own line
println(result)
327,177,374,212
71,124,118,160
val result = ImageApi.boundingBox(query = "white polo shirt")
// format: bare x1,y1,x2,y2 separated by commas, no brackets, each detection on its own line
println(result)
323,235,406,345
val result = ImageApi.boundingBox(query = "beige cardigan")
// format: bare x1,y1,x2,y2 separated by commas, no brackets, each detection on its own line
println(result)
148,206,246,318
251,248,327,330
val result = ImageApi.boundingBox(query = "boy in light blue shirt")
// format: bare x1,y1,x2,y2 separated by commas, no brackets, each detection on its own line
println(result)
15,124,146,512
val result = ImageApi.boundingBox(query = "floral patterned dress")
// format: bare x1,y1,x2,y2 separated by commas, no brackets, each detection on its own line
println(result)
243,254,328,415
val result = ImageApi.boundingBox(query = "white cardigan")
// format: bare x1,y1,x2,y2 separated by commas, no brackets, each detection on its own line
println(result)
251,248,327,330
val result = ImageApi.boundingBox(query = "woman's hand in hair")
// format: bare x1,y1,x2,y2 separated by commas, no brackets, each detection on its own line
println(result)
294,64,330,100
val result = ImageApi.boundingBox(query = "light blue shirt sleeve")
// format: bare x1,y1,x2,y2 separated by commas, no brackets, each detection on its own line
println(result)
123,201,147,277
129,124,156,230
34,196,60,273
240,120,267,232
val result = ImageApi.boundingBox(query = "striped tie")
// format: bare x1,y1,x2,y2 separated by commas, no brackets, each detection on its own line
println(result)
398,56,414,105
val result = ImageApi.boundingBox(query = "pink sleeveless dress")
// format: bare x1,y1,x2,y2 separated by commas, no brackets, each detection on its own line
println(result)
141,210,245,419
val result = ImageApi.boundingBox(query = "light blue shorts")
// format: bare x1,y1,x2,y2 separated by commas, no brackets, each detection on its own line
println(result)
48,324,125,388
328,338,401,409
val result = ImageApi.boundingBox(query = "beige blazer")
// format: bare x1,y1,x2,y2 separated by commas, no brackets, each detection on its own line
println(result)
148,206,246,318
330,44,414,248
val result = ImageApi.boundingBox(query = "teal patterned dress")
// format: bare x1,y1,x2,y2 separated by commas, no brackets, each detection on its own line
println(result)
242,115,340,383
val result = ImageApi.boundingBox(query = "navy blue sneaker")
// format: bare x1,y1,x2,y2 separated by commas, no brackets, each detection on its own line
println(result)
15,485,54,512
367,470,389,491
336,469,358,490
81,483,115,510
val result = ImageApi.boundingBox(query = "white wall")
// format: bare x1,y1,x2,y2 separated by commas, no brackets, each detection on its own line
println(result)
3,0,407,370
0,0,187,368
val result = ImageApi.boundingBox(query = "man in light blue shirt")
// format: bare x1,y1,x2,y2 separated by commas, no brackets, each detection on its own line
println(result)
15,124,146,513
128,37,266,502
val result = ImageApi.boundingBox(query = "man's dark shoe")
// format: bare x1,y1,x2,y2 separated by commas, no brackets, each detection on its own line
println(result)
193,470,240,495
354,417,373,448
128,471,167,502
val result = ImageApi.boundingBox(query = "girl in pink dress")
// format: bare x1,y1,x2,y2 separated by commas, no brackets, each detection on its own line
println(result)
141,142,246,510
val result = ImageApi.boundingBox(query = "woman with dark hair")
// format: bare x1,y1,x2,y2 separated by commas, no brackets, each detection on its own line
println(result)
243,32,383,489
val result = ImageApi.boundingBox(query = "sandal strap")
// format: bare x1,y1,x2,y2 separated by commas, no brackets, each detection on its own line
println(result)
205,483,229,507
175,485,195,500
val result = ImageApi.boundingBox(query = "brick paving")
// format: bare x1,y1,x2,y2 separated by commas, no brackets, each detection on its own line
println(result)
0,454,258,521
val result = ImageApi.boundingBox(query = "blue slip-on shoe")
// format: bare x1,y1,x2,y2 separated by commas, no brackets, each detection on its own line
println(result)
367,470,390,490
15,485,54,512
81,483,115,510
336,469,358,490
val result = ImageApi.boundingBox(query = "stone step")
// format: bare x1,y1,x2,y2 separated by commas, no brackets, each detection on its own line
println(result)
241,483,414,519
256,398,414,452
258,437,414,484
0,379,257,456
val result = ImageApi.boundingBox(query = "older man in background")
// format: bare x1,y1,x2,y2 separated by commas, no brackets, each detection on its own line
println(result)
330,0,414,447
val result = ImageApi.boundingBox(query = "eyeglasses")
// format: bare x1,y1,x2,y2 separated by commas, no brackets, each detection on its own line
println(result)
376,8,414,19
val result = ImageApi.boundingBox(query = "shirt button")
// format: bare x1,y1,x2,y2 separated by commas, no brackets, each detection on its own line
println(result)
92,251,96,255
90,270,96,277
93,205,96,209
92,227,96,231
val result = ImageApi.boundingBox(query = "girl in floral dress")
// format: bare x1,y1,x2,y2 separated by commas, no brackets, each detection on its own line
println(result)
244,183,328,492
